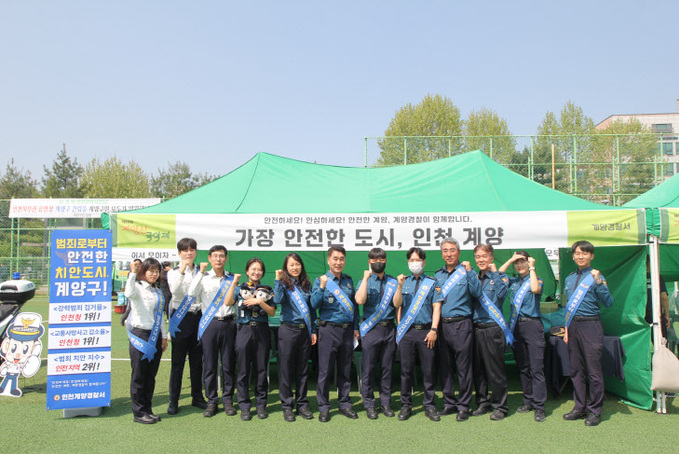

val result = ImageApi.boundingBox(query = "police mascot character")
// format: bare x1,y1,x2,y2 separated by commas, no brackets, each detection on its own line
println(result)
0,313,45,397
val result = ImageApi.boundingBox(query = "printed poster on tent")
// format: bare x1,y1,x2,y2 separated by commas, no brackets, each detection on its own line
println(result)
46,230,112,410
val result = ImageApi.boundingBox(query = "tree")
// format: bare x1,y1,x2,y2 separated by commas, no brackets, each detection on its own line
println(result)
376,94,463,166
589,118,659,205
0,159,38,199
531,101,595,192
41,145,85,198
464,107,516,164
81,157,151,198
151,161,218,199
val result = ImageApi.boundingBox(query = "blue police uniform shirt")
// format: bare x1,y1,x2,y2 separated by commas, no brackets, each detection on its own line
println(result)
473,270,509,324
564,266,613,317
236,281,274,324
311,272,359,329
401,274,437,325
508,274,543,318
434,263,482,318
273,278,318,333
356,273,397,321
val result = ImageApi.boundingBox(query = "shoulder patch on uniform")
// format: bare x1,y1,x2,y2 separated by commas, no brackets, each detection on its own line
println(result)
435,286,441,292
502,277,509,283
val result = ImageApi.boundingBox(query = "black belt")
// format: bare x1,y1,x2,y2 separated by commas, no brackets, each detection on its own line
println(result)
319,320,351,328
411,323,432,330
574,315,600,321
474,322,497,329
442,316,471,323
518,317,540,322
129,326,151,334
214,315,235,321
281,322,307,330
363,319,394,327
185,310,202,316
243,321,268,326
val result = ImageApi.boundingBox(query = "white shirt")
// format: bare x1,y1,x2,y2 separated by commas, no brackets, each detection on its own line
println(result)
168,265,201,312
188,270,238,318
124,273,167,337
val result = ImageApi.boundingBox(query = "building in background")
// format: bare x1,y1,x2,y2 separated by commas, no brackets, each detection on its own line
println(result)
596,99,679,177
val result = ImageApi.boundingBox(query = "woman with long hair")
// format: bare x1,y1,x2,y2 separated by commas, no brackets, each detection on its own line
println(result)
273,253,317,422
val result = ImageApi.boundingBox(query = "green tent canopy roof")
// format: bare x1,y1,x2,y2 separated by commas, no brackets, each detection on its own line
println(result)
116,150,611,215
623,172,679,209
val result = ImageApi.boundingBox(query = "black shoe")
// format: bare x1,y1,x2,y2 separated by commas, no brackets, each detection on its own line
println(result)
297,407,313,420
192,399,208,410
366,407,378,420
490,410,505,421
148,412,161,422
224,404,237,416
339,408,358,419
516,404,534,413
534,409,546,422
438,406,457,416
283,409,296,422
456,410,470,422
425,408,441,422
563,409,587,421
240,409,252,421
134,414,157,424
256,407,268,419
472,405,491,417
319,411,330,423
167,403,178,415
585,413,601,426
398,407,412,421
380,405,395,418
204,403,218,418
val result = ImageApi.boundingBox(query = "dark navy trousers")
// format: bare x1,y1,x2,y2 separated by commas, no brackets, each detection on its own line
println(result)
512,317,546,411
201,318,236,406
169,312,204,405
473,323,508,414
277,324,312,410
317,324,354,412
568,317,605,416
360,323,396,409
439,318,474,411
235,323,270,411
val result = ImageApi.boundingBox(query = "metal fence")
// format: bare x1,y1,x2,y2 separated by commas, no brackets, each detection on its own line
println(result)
1,133,675,278
365,133,676,206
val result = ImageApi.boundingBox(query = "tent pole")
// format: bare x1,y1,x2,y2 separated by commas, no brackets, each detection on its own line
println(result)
649,235,666,413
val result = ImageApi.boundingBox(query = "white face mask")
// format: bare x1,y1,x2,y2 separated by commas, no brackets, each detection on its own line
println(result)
408,261,424,275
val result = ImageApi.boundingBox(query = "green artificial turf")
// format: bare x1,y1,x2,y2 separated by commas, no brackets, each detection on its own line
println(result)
2,295,678,453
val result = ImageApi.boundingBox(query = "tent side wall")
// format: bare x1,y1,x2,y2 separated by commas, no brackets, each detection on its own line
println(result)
559,245,652,410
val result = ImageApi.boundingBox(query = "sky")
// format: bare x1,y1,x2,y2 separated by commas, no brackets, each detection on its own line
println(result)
1,1,678,181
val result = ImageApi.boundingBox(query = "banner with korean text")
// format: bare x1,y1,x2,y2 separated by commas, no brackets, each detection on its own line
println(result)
46,230,112,410
112,209,645,260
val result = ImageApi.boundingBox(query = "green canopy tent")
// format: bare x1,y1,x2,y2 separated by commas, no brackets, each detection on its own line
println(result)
624,173,679,412
104,150,650,407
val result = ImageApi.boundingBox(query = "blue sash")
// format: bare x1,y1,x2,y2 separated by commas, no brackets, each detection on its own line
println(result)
360,278,397,337
508,280,532,333
169,294,196,337
198,274,235,340
325,278,355,320
564,274,595,328
439,267,467,299
287,286,313,336
479,291,514,345
396,277,435,344
127,286,164,361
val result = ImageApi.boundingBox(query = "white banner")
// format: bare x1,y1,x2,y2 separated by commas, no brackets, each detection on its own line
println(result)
175,211,568,253
9,198,161,218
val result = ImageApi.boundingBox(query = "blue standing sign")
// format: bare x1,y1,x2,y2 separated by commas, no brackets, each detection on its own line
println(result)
46,230,112,410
